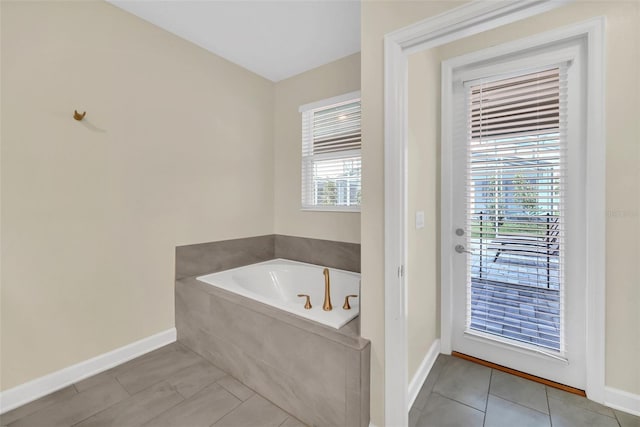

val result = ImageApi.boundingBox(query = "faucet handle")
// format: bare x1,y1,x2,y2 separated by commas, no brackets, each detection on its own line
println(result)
343,295,358,310
297,294,312,310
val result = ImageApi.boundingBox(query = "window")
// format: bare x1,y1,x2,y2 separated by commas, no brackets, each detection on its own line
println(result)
300,91,361,211
463,65,569,352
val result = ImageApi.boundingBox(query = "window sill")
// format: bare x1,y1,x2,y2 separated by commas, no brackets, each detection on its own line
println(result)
301,206,361,213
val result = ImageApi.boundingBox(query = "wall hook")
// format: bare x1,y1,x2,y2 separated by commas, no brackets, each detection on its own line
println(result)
73,110,86,121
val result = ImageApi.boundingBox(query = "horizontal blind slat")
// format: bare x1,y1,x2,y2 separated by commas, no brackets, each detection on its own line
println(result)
464,65,567,354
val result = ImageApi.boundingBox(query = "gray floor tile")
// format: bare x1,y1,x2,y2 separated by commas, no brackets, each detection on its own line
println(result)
164,358,227,399
547,386,616,418
432,356,491,411
415,393,484,427
73,371,118,394
615,410,640,427
213,394,289,427
409,406,422,427
279,416,308,427
548,396,620,427
413,355,451,412
489,369,548,413
217,376,255,401
73,381,183,427
115,345,202,394
142,382,240,427
8,379,128,427
74,343,182,393
0,386,78,426
484,395,550,427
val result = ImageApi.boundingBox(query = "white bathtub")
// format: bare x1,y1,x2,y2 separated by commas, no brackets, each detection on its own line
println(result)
196,258,360,329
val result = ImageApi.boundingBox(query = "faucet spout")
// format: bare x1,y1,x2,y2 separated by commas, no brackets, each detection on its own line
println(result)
322,268,332,311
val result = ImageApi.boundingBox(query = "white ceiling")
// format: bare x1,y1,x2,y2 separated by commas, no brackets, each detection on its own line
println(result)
107,0,361,82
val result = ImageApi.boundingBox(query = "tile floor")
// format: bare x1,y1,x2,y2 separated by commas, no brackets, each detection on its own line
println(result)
4,345,639,427
0,342,306,427
410,355,640,427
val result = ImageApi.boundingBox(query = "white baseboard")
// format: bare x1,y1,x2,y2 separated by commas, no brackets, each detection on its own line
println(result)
604,386,640,417
0,328,176,414
408,339,441,410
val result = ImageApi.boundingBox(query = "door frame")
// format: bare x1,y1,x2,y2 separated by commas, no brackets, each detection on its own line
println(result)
382,1,605,425
446,41,587,388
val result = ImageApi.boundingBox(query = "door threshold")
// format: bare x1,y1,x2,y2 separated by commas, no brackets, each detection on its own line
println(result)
452,351,586,397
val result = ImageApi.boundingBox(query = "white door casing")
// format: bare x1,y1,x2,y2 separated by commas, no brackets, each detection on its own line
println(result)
383,2,605,424
440,17,605,398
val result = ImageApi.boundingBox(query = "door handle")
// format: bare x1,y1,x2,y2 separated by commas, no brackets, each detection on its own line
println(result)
455,244,472,254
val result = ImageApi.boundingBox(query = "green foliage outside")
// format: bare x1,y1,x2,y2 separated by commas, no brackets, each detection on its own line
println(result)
513,174,539,216
318,180,337,205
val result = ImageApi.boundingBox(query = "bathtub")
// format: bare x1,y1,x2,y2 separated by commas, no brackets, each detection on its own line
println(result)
196,258,360,329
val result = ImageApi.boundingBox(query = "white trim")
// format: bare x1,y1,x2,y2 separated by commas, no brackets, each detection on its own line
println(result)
604,387,640,417
408,340,441,410
298,90,361,113
383,32,409,427
440,16,605,400
383,1,570,425
385,0,572,54
300,206,360,213
582,17,607,405
0,328,176,414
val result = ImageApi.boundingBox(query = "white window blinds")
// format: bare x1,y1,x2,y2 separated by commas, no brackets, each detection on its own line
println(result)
301,94,361,210
465,66,568,353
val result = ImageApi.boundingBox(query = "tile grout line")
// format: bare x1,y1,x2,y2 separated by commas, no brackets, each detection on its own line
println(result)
68,385,131,427
431,391,486,415
113,374,132,397
546,385,553,427
546,393,618,419
144,381,240,427
167,344,301,426
483,369,493,427
613,410,623,427
487,388,552,416
207,396,255,427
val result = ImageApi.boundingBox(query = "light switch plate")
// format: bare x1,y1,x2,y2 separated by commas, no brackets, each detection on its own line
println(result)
415,211,425,229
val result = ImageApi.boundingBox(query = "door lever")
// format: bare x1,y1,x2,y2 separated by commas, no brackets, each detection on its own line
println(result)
455,244,472,254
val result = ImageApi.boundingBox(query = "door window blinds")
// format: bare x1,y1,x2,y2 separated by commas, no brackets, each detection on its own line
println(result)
465,66,568,353
301,97,361,210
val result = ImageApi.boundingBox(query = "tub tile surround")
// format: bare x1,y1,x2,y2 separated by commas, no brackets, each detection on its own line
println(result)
175,234,361,280
175,275,370,427
274,235,361,273
175,235,276,280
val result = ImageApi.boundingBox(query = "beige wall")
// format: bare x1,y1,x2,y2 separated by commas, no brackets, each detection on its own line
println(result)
360,2,465,424
436,0,640,397
407,49,440,380
362,1,639,423
0,0,275,390
273,53,361,244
